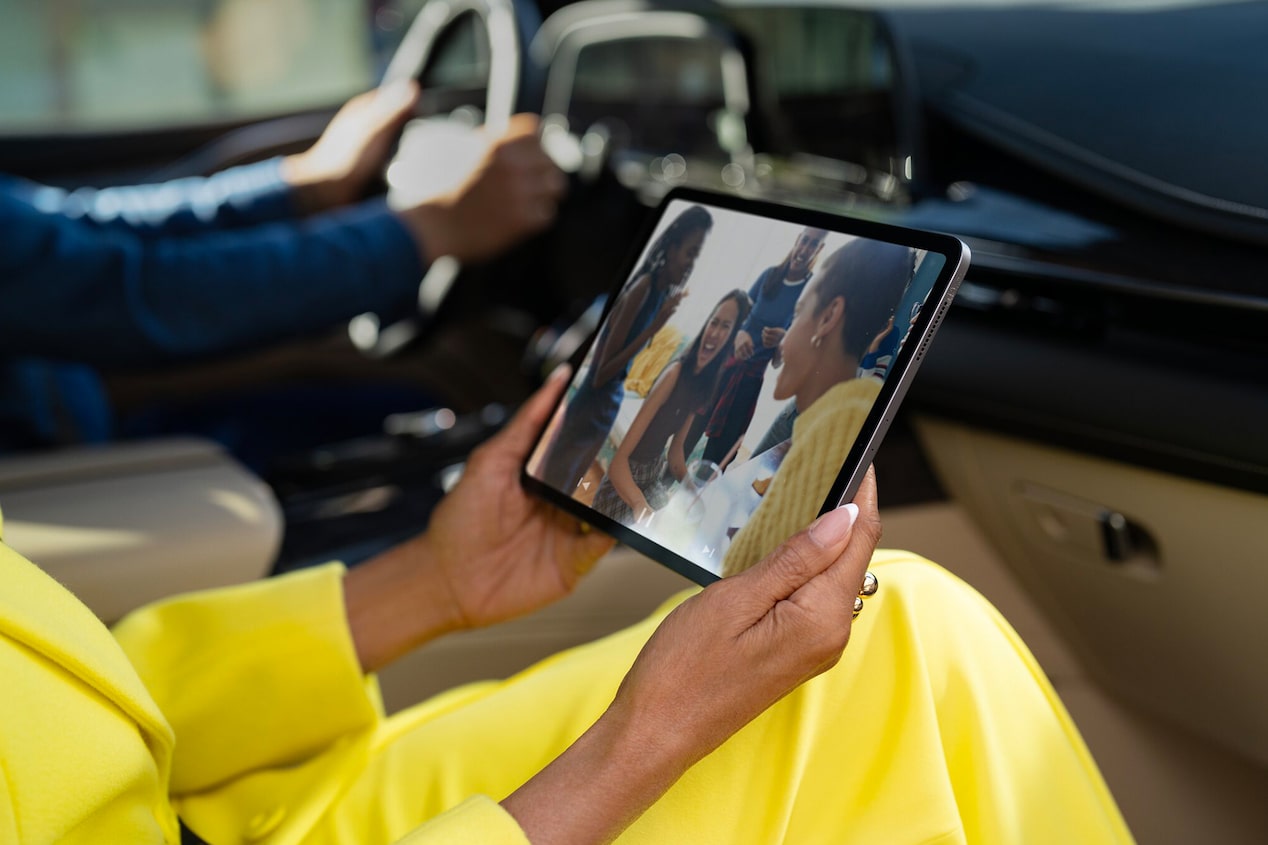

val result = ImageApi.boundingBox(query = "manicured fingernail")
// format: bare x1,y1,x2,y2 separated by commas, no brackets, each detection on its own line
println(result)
549,362,573,382
809,503,858,547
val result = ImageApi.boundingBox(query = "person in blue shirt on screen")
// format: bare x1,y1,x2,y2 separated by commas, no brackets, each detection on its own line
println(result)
699,226,827,468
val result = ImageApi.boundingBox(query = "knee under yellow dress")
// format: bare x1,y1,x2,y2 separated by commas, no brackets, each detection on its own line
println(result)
0,508,1133,844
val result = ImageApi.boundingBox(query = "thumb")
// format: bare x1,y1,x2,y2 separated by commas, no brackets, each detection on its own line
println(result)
504,112,542,139
372,80,419,127
737,504,859,603
493,364,573,458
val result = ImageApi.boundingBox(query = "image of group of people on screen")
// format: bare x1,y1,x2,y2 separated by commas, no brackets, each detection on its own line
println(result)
528,201,943,577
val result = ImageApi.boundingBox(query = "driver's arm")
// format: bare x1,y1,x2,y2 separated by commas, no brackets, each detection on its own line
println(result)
0,115,561,368
4,159,301,238
6,82,423,239
0,187,423,366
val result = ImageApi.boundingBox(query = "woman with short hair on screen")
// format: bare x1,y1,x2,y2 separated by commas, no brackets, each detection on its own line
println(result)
536,206,713,494
722,237,914,577
591,289,752,525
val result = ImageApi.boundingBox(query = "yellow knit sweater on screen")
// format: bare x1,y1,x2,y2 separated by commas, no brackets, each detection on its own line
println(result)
723,377,881,576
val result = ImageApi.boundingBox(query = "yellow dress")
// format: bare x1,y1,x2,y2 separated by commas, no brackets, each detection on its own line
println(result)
724,378,881,577
0,507,1134,844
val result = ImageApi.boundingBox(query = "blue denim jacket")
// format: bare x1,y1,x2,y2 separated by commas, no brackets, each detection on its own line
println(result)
0,160,423,448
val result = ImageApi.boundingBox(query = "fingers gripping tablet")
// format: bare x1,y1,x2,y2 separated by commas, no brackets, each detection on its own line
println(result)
523,188,968,586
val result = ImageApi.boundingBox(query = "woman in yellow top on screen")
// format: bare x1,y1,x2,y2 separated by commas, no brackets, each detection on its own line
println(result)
722,237,915,577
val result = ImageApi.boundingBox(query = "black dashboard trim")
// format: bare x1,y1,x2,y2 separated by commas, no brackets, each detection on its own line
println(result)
911,317,1268,497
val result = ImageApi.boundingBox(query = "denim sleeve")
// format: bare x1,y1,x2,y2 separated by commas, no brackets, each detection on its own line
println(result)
0,190,424,368
5,158,296,237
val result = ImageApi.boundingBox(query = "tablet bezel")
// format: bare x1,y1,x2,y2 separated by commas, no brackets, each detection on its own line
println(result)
522,186,970,586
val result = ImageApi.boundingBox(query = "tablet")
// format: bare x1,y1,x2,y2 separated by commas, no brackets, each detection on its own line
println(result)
524,188,969,585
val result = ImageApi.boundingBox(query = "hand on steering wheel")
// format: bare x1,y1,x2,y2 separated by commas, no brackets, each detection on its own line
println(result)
282,81,421,213
349,0,569,360
399,114,566,264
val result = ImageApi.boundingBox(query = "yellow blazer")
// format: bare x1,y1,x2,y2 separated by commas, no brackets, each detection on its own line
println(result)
0,508,525,844
0,508,1134,844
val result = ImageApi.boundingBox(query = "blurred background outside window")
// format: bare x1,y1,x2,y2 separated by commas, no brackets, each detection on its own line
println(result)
0,0,428,134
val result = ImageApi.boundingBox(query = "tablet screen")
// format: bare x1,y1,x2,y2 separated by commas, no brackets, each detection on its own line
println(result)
525,190,965,584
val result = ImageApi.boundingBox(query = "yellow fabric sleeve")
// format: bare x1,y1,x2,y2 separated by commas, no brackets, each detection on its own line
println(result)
396,796,530,845
112,562,380,795
1,524,182,843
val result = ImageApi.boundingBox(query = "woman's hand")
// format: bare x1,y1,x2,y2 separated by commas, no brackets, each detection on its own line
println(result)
733,328,756,360
502,470,881,844
866,316,896,356
344,366,613,672
422,365,616,628
615,470,879,765
651,288,687,334
761,326,785,348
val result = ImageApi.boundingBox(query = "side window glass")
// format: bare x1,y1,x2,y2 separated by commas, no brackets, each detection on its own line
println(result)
568,37,730,157
736,9,891,96
420,11,491,90
370,1,490,90
729,8,901,180
0,0,376,134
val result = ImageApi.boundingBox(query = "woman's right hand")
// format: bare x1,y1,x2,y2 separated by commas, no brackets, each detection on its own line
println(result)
610,468,880,770
761,326,785,348
503,471,880,844
652,289,687,333
402,114,566,264
733,328,756,360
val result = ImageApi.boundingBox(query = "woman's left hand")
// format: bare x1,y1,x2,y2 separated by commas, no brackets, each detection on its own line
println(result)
501,470,882,845
343,366,614,672
866,316,896,355
419,365,616,629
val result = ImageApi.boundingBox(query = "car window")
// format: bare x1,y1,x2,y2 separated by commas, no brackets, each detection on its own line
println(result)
420,11,492,90
0,0,379,134
729,8,890,97
727,8,896,165
568,36,730,157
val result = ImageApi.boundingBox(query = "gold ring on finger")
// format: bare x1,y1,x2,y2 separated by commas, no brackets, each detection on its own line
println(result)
859,570,878,598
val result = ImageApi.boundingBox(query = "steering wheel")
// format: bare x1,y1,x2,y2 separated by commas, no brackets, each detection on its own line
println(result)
349,0,546,358
383,0,541,132
351,0,658,381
